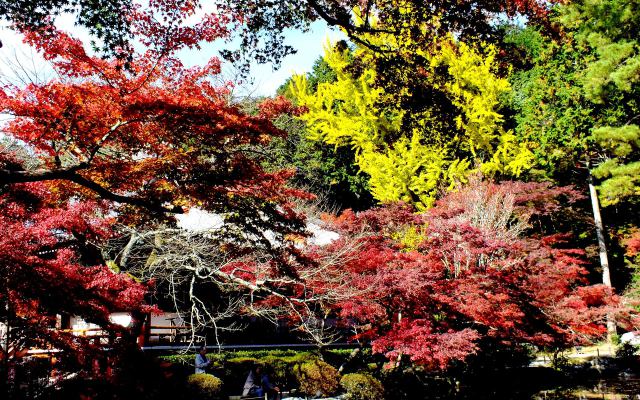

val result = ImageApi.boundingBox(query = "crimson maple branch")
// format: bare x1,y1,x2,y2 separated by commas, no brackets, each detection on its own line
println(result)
0,165,184,214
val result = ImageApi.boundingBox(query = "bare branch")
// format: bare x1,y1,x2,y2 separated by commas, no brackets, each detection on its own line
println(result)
112,212,369,347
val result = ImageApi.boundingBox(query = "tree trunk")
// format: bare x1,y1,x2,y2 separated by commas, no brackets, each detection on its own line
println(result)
588,171,617,348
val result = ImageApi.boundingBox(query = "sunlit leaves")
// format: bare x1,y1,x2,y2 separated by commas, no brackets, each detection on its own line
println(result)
290,37,532,210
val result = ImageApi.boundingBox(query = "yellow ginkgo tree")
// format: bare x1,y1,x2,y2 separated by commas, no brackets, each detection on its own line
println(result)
290,27,533,210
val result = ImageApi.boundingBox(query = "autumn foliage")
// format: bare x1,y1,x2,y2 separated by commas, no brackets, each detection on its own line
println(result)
315,181,623,369
0,29,307,223
0,2,311,392
2,0,640,396
0,178,150,380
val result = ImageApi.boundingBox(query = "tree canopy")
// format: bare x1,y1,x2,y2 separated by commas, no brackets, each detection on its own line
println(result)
0,0,133,54
318,180,625,368
290,33,532,210
0,4,311,391
2,0,640,396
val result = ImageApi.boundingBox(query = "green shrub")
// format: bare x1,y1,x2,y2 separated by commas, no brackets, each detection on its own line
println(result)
187,373,223,399
340,373,384,400
293,360,340,397
226,356,259,364
159,350,351,396
260,355,291,383
219,358,260,393
223,351,321,391
550,351,570,371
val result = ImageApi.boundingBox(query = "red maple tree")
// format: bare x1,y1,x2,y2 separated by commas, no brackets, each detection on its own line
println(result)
0,2,311,393
317,181,629,369
0,173,151,386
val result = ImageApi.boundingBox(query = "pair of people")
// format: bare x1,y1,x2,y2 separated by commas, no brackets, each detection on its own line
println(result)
242,364,281,400
196,347,281,399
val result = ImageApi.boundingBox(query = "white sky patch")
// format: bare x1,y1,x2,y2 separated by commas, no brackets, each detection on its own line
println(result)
0,25,49,86
176,208,224,232
176,208,339,246
244,22,346,96
307,221,340,246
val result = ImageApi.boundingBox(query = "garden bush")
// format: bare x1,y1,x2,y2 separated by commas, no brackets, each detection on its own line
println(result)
223,354,306,390
218,357,261,393
260,355,294,385
187,374,223,399
160,350,351,396
293,360,340,397
340,373,384,400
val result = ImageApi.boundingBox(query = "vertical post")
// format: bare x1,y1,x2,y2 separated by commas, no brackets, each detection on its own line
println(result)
396,311,402,368
588,168,617,349
136,313,152,348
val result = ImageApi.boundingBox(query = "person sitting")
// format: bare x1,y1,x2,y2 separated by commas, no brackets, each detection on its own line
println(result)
260,366,281,400
242,365,281,399
242,364,263,398
194,346,211,374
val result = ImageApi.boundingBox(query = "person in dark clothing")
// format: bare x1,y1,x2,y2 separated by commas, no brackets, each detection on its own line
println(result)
242,364,262,397
242,365,281,399
260,366,281,400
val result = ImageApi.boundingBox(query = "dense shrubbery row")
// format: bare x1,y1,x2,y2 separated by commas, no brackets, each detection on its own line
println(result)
2,0,640,397
157,348,539,399
162,350,347,397
163,349,390,398
165,347,640,399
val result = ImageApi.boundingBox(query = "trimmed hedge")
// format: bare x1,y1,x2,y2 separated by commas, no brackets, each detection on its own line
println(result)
187,373,223,399
340,373,384,400
293,360,340,397
160,350,350,395
160,349,348,396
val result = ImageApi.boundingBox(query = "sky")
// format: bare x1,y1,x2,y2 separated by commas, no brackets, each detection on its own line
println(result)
177,20,346,97
0,17,345,97
246,21,345,96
